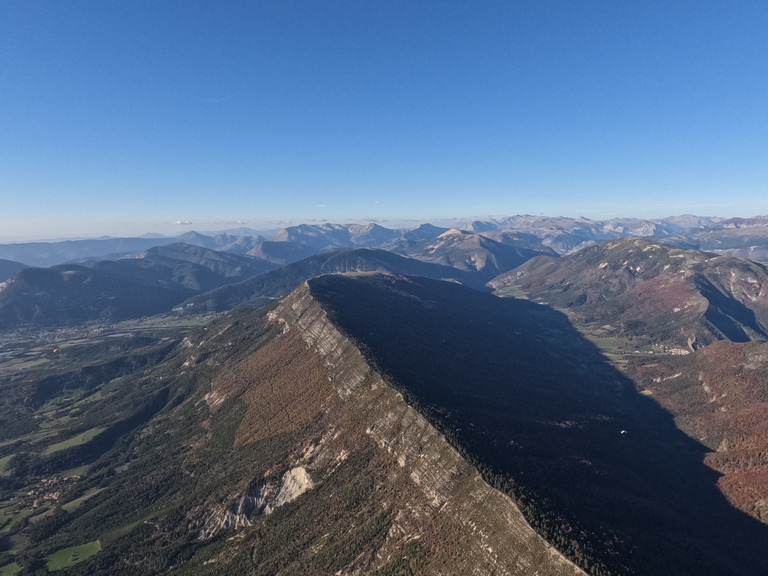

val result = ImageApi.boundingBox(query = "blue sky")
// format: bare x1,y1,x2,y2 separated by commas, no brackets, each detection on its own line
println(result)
1,1,767,240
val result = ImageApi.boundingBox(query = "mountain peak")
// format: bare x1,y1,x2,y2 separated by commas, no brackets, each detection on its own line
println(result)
437,228,471,238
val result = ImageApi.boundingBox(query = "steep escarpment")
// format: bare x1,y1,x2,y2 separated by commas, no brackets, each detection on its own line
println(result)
262,280,584,576
5,288,573,576
2,282,584,576
306,273,768,576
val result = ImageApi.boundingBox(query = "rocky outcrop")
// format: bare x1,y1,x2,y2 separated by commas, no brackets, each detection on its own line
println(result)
197,466,314,540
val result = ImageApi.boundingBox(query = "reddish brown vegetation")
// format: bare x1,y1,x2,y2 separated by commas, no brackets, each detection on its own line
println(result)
209,330,334,447
631,341,768,521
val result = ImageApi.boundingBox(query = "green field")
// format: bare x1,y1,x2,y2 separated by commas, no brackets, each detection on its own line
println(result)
0,455,14,475
0,562,21,576
0,319,203,570
123,314,214,330
494,284,530,299
0,508,35,535
42,428,106,455
61,464,90,477
0,357,49,375
0,342,59,376
45,540,101,572
62,488,104,512
5,431,56,451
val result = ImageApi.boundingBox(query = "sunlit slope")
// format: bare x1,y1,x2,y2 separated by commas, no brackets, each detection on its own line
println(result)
491,238,768,349
5,270,768,575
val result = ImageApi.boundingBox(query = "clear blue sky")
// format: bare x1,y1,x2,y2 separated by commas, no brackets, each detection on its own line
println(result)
1,1,767,240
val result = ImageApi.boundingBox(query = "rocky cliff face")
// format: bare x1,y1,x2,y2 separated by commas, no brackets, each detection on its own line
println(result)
293,273,768,576
196,466,314,540
262,280,584,576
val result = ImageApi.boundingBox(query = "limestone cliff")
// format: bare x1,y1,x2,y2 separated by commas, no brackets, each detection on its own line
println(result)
261,280,584,576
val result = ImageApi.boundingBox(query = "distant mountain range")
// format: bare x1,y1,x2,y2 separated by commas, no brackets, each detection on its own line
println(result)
384,228,557,280
3,214,768,268
0,259,27,283
0,237,181,268
92,243,276,292
179,247,485,314
0,226,555,328
0,244,275,327
4,214,768,330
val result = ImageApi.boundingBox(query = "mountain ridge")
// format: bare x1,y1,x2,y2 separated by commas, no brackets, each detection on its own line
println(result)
0,244,275,328
178,247,487,314
0,259,27,283
4,214,768,268
491,237,768,350
0,276,589,575
303,273,768,575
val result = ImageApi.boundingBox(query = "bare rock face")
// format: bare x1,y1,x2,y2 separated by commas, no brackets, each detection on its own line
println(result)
182,278,583,574
196,482,270,540
265,281,584,576
197,466,314,540
263,466,314,514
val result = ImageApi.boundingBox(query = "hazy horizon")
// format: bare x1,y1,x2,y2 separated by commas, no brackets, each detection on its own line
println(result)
1,211,766,245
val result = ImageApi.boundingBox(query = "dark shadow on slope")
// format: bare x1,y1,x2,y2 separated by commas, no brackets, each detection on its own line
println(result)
695,274,768,342
308,273,768,576
0,265,195,329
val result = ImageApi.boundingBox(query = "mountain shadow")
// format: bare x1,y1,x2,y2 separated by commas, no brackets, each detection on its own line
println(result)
694,273,768,342
0,259,27,283
0,265,195,328
308,273,768,576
